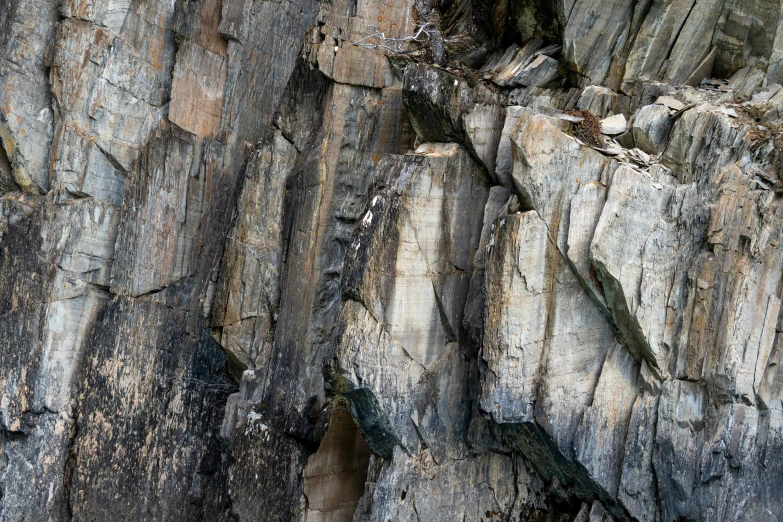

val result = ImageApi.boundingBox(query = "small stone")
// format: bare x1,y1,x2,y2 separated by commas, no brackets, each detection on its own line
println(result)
654,96,686,111
600,114,627,135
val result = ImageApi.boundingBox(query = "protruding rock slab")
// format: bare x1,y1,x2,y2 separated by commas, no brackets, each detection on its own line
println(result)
563,0,635,86
211,131,299,371
169,41,228,138
480,209,638,518
508,110,615,306
402,63,505,173
334,144,489,455
590,166,682,371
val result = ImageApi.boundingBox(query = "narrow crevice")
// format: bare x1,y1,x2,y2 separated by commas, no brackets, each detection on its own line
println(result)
93,142,127,175
61,406,80,522
657,0,699,78
432,282,459,343
132,285,169,299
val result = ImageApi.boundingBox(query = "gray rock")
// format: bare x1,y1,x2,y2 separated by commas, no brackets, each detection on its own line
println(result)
631,103,673,154
494,106,534,190
4,0,783,520
0,0,58,193
563,0,635,86
621,0,725,92
577,86,631,119
712,0,783,79
401,63,504,172
361,447,547,522
334,144,489,455
601,113,627,135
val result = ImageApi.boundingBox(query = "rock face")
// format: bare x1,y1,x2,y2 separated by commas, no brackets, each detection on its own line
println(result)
3,0,783,521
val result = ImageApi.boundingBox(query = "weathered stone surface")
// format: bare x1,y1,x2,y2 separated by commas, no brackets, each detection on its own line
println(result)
402,63,504,171
462,104,506,176
220,369,319,522
601,113,627,135
563,0,635,86
330,143,554,521
494,105,533,189
212,131,299,371
302,408,370,522
631,103,674,154
358,447,547,522
212,42,409,515
68,299,234,521
769,16,783,84
0,0,58,193
110,124,221,297
50,17,170,147
576,86,630,118
61,0,133,33
508,110,615,309
463,185,509,346
489,88,783,520
653,379,706,521
169,41,228,138
486,40,561,88
48,15,171,202
479,209,635,518
590,166,683,370
211,60,330,375
6,0,783,520
711,0,783,79
333,145,489,452
0,195,116,521
617,391,660,522
621,0,724,93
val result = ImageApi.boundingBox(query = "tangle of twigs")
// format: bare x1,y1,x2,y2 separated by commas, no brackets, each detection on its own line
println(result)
351,22,435,54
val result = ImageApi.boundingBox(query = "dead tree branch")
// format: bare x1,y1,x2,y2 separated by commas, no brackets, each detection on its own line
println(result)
351,22,435,54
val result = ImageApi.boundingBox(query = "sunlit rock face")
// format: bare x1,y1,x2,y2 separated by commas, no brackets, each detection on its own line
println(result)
3,0,783,520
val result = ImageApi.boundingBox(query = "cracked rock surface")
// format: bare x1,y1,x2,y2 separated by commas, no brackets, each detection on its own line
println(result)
2,0,783,521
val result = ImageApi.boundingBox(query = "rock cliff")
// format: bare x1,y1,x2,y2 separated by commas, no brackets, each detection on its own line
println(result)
2,0,783,520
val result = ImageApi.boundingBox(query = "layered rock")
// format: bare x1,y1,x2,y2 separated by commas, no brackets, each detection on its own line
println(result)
3,0,783,521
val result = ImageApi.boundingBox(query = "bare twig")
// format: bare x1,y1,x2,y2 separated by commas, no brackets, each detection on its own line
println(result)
352,23,435,54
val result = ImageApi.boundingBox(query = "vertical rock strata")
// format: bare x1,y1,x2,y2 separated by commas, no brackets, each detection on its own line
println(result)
2,0,783,521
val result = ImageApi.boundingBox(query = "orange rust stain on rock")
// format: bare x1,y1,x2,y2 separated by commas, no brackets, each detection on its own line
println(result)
149,48,162,71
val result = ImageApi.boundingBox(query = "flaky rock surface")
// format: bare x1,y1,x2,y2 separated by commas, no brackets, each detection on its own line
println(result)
2,0,783,521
